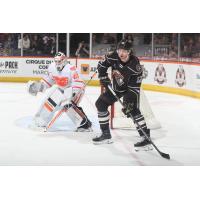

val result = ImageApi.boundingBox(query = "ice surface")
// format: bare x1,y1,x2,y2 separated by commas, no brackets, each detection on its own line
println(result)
0,82,200,165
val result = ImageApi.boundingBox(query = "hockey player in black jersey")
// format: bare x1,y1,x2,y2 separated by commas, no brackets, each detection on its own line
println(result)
93,39,152,151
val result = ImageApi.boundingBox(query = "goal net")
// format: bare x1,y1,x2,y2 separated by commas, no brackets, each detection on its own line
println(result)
110,88,161,129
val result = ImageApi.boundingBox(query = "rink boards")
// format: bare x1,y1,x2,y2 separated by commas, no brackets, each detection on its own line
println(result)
0,57,200,98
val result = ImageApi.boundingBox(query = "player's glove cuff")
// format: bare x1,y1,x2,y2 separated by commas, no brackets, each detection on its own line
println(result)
122,102,134,118
99,76,111,88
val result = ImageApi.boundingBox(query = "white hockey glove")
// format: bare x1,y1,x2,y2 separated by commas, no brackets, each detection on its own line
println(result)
27,80,44,96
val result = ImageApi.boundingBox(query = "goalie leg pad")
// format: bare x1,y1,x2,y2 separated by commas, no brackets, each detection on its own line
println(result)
75,106,92,132
34,86,66,127
65,104,92,132
71,88,85,105
65,106,83,127
34,100,61,127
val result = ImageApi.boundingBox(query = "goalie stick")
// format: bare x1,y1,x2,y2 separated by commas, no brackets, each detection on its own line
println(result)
44,108,65,132
107,85,170,160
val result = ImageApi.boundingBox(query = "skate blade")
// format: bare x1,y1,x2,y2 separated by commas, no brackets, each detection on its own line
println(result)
134,145,153,152
75,127,93,132
93,139,113,145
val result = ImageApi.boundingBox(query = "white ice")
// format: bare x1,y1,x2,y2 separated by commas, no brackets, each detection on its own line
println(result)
0,82,200,166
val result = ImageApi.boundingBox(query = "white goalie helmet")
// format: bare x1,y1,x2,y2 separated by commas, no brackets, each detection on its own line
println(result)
54,52,66,71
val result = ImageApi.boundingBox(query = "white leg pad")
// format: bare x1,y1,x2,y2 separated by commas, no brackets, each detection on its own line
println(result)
34,86,67,127
66,106,83,126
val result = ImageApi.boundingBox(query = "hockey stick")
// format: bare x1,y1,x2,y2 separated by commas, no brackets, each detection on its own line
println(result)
45,69,98,131
107,85,170,160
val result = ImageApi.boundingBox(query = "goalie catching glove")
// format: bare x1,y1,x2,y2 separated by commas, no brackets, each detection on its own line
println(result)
27,80,45,96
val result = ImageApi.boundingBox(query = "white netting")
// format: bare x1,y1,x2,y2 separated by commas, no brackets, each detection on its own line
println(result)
111,89,161,129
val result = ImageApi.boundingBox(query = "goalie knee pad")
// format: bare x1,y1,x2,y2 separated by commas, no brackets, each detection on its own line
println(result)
65,106,83,126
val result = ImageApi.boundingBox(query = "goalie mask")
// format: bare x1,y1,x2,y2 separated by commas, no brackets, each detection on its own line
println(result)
54,52,66,71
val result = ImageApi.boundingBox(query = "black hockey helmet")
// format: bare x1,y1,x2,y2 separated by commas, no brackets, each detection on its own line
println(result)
117,39,133,51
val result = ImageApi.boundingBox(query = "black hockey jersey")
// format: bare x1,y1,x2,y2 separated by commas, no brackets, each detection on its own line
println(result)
98,51,143,92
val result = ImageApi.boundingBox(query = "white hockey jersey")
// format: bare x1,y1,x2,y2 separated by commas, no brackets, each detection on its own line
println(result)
32,63,86,128
41,62,85,91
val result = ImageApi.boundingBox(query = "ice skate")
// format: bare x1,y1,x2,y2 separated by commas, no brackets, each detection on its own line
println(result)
134,136,153,151
76,119,93,132
93,130,113,144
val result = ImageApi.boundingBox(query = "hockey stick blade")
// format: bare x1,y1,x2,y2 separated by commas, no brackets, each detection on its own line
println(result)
144,136,170,159
159,152,170,159
140,131,170,160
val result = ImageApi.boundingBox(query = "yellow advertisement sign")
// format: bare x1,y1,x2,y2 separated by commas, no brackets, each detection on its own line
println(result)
81,64,90,74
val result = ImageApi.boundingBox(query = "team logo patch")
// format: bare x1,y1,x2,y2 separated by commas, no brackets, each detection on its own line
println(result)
53,76,69,87
136,64,143,72
154,64,167,84
112,70,124,86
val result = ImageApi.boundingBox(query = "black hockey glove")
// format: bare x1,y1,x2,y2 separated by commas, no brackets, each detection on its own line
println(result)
99,76,111,88
122,102,134,118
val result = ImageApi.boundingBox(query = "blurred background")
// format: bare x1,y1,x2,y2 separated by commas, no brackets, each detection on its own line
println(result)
0,33,200,63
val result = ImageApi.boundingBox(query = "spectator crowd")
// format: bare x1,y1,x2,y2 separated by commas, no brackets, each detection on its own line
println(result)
1,33,200,63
